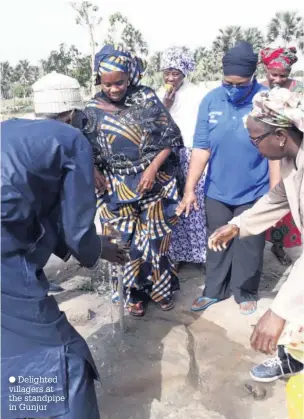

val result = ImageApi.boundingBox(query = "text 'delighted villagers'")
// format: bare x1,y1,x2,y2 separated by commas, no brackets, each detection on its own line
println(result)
7,375,66,414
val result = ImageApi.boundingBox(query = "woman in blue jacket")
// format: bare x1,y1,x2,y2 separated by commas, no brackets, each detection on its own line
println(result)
177,41,271,315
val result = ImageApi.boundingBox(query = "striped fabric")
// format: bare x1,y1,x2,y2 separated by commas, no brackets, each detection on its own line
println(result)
94,44,146,86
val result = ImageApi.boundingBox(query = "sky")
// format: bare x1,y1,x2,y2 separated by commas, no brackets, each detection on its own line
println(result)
1,0,304,69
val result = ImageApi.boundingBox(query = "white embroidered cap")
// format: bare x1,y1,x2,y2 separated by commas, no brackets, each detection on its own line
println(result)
33,71,84,114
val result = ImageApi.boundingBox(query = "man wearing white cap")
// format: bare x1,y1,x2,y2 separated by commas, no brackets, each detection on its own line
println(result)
1,72,128,419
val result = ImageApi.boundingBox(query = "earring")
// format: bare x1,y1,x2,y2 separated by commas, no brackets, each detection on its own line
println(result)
280,140,285,147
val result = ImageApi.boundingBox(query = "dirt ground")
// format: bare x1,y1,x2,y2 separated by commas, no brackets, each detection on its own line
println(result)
45,243,301,419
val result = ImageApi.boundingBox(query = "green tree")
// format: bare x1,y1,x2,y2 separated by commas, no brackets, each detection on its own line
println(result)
213,26,243,54
194,47,208,64
12,83,32,99
70,1,103,96
0,61,14,99
191,49,222,83
41,43,76,75
243,27,265,53
105,12,148,56
70,55,91,87
211,25,264,61
267,11,304,52
13,60,39,97
197,26,265,83
41,44,91,87
145,51,162,77
141,51,162,90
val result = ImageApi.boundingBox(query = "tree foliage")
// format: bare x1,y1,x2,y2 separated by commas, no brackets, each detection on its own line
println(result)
1,61,14,99
40,43,91,87
70,1,103,95
267,11,304,52
8,60,39,98
105,12,148,56
2,8,303,100
41,44,76,75
213,26,243,54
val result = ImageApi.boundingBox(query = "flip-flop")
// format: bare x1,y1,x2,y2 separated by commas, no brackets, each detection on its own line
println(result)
111,291,120,305
191,296,218,312
239,301,257,315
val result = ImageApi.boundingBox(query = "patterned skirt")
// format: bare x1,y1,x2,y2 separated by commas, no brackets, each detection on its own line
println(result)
266,212,302,248
97,170,180,305
169,147,207,264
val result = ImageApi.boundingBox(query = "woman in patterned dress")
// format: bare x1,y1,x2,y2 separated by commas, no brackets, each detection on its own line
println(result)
158,47,208,266
261,47,303,265
84,45,183,316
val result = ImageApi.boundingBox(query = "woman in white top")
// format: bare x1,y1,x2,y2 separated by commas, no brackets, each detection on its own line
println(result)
159,47,208,266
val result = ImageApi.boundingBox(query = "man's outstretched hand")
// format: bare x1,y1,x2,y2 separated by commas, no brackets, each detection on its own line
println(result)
100,236,129,265
208,224,240,251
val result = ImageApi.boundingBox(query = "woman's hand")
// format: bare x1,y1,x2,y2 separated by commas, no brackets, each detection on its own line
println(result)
208,224,239,251
163,90,176,110
176,191,198,217
137,166,157,194
250,309,286,354
94,167,107,194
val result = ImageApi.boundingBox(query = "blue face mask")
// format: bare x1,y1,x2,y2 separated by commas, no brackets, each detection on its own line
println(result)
223,79,256,105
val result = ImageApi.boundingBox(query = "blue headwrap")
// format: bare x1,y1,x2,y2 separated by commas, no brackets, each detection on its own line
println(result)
94,44,146,86
222,41,258,77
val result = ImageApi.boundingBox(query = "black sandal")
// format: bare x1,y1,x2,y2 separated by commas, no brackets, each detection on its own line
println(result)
271,245,292,266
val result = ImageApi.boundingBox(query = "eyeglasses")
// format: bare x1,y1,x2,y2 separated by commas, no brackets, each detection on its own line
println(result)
223,74,256,88
250,131,272,147
222,81,251,88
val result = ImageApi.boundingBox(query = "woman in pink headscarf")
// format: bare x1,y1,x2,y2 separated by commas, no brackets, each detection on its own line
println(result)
261,47,303,265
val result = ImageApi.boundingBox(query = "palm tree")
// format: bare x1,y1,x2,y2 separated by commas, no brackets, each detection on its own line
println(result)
13,60,38,98
243,28,265,53
191,49,222,83
267,11,304,52
213,26,243,54
0,61,14,99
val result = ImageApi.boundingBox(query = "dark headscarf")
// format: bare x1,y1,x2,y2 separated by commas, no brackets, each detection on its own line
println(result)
222,41,258,77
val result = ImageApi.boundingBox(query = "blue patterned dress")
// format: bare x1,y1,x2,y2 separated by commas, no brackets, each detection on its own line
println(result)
169,147,207,263
84,86,183,305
